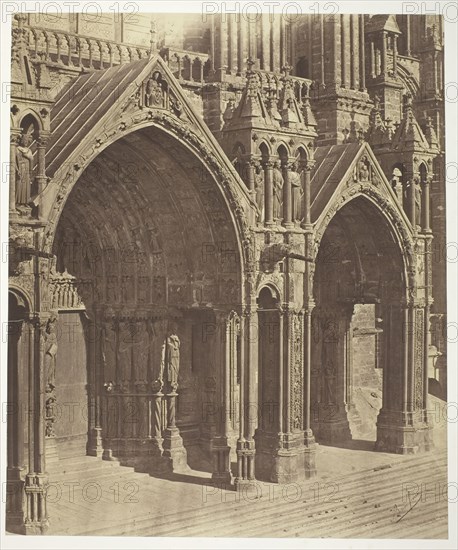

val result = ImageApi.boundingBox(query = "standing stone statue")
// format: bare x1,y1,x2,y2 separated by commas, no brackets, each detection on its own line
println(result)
414,177,422,227
323,360,336,405
44,313,58,391
290,162,303,222
272,161,284,221
15,126,35,205
254,163,264,221
161,324,180,392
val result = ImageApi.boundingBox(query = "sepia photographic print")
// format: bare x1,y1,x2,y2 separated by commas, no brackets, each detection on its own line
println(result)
0,1,456,548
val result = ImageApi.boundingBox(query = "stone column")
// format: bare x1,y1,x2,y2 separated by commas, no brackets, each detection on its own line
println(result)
313,304,353,443
87,315,103,457
144,377,168,473
301,162,313,228
216,14,228,79
341,15,347,88
271,15,281,72
393,34,398,77
254,304,281,482
228,15,238,75
422,175,432,233
235,305,256,489
282,161,293,228
36,132,49,203
423,236,433,419
6,312,27,532
409,176,419,231
260,14,269,70
303,299,317,476
370,41,376,78
246,160,255,193
22,315,49,534
381,32,387,77
376,295,433,453
359,15,366,91
211,312,233,485
9,129,21,212
406,15,411,57
263,160,274,226
162,389,187,471
151,386,164,449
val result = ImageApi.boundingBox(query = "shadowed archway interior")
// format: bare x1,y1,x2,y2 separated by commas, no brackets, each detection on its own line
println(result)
311,196,406,447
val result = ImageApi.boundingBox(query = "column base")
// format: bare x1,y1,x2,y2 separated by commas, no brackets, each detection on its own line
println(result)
255,431,317,483
376,410,434,454
6,513,26,535
234,439,255,488
102,447,119,461
211,442,232,485
162,427,189,473
23,474,49,534
87,427,104,458
5,468,25,534
313,410,352,444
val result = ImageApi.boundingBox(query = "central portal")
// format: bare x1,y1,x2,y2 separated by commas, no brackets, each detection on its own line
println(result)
49,125,243,473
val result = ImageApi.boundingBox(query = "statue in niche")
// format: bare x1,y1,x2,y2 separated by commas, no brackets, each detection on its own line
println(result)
121,275,134,303
272,161,284,221
118,321,134,382
45,393,57,437
101,320,117,382
391,167,403,202
15,125,35,205
414,177,422,227
358,158,369,182
145,71,164,107
137,276,149,303
106,276,118,303
160,322,180,392
132,320,150,381
290,161,303,222
254,163,265,220
44,313,58,391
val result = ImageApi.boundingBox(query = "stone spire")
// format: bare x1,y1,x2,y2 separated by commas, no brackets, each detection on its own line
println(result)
301,96,317,128
391,93,430,151
424,116,440,151
366,94,388,147
149,19,157,58
277,64,303,128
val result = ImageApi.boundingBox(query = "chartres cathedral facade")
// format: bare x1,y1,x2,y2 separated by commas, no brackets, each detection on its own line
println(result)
7,11,446,534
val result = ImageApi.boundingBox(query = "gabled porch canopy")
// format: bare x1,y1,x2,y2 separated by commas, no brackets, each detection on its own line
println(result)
38,54,256,255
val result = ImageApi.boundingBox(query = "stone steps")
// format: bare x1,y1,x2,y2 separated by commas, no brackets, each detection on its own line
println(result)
56,449,448,539
137,458,446,538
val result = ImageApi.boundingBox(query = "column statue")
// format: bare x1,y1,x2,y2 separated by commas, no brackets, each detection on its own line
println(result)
161,324,180,392
44,314,58,391
160,322,188,471
323,360,336,405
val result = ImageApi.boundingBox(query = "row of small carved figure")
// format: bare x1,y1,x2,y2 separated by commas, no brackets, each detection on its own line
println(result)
49,278,84,309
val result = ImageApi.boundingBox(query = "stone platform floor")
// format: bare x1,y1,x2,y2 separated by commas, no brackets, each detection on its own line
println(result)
6,396,450,539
